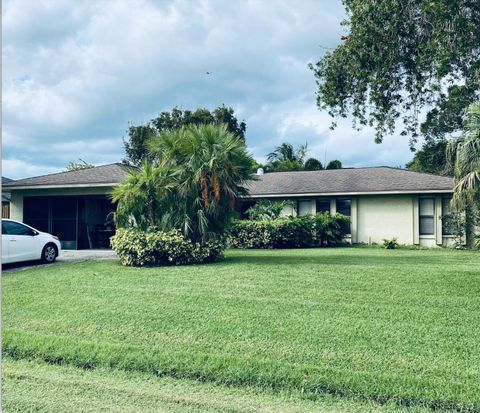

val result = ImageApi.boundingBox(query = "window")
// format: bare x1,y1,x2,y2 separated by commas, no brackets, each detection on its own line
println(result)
316,199,330,214
2,221,34,236
419,198,435,235
298,200,312,216
336,199,351,216
336,199,351,233
442,198,453,235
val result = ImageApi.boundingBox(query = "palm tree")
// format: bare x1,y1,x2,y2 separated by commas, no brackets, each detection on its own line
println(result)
150,123,254,243
267,142,308,163
111,162,178,230
447,101,480,247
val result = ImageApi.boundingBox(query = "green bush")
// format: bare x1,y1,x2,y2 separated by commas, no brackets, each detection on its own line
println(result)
228,213,350,249
382,237,399,249
111,228,224,266
246,200,293,220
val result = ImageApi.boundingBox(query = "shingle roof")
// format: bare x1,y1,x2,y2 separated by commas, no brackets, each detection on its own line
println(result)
3,163,131,188
4,164,453,195
246,167,453,196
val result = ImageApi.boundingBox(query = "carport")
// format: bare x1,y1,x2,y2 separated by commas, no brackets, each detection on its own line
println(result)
3,164,130,250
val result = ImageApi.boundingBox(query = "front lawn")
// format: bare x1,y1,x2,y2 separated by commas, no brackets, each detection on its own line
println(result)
3,248,480,411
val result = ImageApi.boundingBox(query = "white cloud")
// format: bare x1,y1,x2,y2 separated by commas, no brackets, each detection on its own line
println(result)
2,159,60,180
3,0,414,179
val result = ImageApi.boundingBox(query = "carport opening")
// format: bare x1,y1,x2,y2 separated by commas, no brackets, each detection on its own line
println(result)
23,195,116,250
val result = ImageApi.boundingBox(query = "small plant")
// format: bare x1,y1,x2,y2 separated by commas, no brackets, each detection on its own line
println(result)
382,237,399,249
246,200,293,220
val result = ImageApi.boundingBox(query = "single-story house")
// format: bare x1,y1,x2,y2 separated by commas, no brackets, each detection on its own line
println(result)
4,163,455,249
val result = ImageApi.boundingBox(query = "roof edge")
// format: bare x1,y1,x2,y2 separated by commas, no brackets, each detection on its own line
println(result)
243,189,453,198
6,182,120,191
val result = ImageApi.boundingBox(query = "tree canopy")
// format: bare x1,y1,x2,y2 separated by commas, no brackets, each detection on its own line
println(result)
66,159,94,171
263,142,343,172
405,140,449,175
447,101,480,209
326,160,343,170
114,124,254,243
310,0,480,145
123,106,246,166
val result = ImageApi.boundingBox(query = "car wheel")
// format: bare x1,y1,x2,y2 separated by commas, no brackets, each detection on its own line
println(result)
41,243,58,263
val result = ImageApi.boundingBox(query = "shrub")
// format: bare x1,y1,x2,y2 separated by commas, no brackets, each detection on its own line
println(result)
246,199,293,220
382,237,399,249
228,213,350,249
111,228,224,266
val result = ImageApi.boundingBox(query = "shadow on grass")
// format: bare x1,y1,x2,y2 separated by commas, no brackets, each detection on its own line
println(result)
2,260,58,274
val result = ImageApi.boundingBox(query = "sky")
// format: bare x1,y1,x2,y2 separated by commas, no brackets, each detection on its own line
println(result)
3,0,415,180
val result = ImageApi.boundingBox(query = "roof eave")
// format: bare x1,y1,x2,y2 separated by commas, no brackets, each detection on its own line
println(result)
5,182,120,191
243,189,453,198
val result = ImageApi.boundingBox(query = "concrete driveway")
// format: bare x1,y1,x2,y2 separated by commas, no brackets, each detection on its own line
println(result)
2,249,118,273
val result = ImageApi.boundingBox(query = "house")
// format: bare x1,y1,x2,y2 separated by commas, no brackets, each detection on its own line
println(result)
2,177,13,218
243,167,455,247
4,164,455,249
3,164,129,249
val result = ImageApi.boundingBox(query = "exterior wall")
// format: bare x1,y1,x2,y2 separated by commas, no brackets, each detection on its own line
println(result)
356,195,414,245
10,192,24,221
244,193,455,247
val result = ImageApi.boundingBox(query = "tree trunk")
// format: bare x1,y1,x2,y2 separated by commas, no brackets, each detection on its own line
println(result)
465,205,475,249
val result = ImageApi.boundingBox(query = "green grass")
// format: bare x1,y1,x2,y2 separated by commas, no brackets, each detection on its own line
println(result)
3,357,439,413
3,248,480,412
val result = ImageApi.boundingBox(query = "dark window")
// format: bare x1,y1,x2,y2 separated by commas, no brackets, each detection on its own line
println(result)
336,199,351,216
441,198,453,235
336,199,351,233
2,221,34,236
419,198,435,235
316,199,330,214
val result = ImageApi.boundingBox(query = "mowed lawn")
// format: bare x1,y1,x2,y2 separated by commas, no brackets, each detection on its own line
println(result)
3,248,480,412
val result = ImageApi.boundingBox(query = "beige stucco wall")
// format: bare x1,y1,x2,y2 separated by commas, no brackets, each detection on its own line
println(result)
10,192,24,221
356,195,415,245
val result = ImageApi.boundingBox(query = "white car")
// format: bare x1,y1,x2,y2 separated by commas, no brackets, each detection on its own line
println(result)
2,219,61,265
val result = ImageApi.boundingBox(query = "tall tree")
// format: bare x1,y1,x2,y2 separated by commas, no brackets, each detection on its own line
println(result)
267,143,306,163
149,124,254,243
406,140,449,175
310,1,480,145
447,102,480,209
123,106,246,166
304,157,323,171
447,101,480,248
266,142,323,172
326,160,342,170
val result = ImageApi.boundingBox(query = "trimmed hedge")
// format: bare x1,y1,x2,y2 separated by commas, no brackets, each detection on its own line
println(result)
228,213,350,249
111,228,224,266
